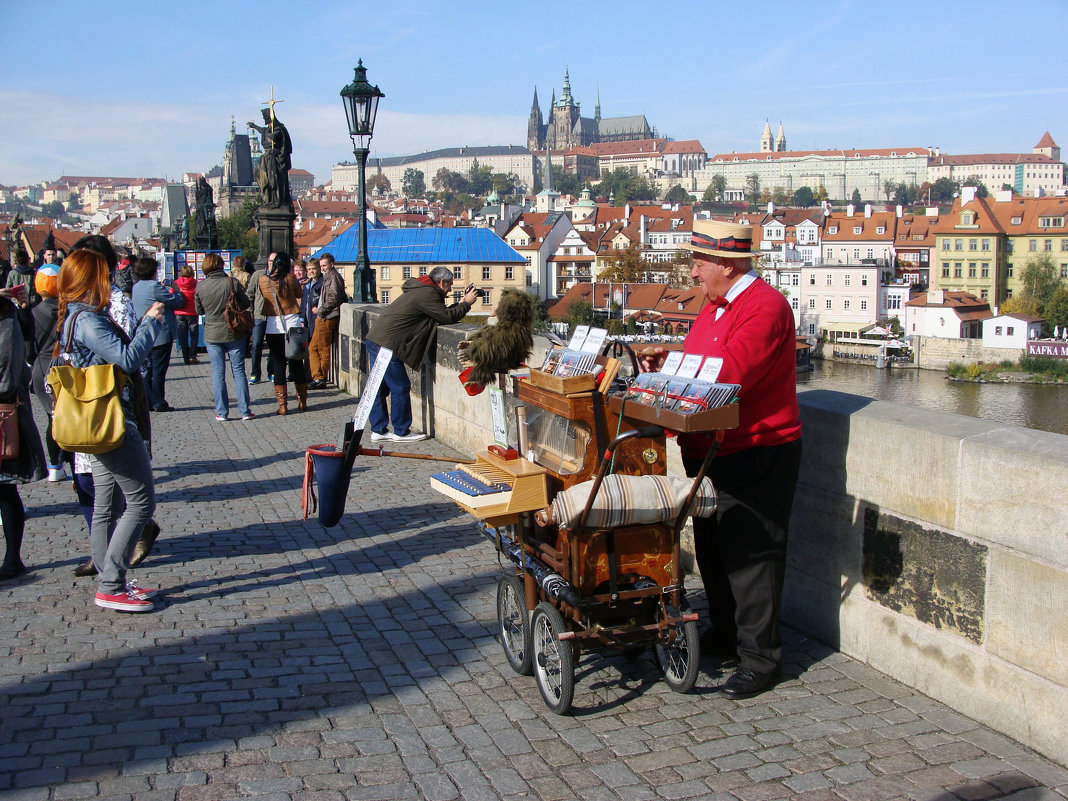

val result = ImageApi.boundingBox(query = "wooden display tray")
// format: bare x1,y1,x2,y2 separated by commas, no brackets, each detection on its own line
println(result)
527,369,596,396
607,394,739,433
438,451,550,527
517,378,595,418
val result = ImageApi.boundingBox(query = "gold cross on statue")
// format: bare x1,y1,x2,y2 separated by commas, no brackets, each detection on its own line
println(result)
262,85,284,124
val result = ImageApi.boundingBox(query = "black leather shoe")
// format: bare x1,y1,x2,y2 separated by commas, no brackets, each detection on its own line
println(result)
308,380,326,389
700,630,738,659
73,559,97,577
722,666,782,699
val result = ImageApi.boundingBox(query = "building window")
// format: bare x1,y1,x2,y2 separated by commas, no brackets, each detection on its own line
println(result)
481,292,492,306
844,274,851,286
526,273,532,286
982,239,990,251
1061,240,1068,251
825,274,833,286
809,274,816,285
954,263,962,278
380,266,390,281
853,226,862,235
791,298,799,310
402,266,412,279
860,299,868,310
482,266,492,281
1007,264,1014,278
853,248,861,259
1029,239,1037,251
942,265,950,277
866,248,874,259
876,226,885,234
380,290,390,304
969,239,977,251
861,275,868,286
808,298,816,309
942,240,950,251
955,239,963,251
843,299,851,310
981,289,988,299
1045,240,1053,252
995,325,1002,335
453,291,462,303
982,264,989,278
1007,326,1015,336
419,266,428,277
1061,264,1068,279
825,298,832,309
505,266,514,281
968,263,976,278
454,266,464,281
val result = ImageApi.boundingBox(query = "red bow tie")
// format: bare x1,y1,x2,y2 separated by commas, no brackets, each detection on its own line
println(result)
711,295,731,311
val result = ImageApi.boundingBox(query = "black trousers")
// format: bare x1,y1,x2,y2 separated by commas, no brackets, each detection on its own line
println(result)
265,333,308,387
685,438,802,674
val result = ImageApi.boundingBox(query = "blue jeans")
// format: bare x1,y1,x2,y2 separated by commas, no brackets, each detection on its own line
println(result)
365,341,413,436
90,422,156,594
206,340,251,418
249,320,267,379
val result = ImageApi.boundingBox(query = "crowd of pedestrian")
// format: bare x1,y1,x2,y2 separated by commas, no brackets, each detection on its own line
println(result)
0,243,348,616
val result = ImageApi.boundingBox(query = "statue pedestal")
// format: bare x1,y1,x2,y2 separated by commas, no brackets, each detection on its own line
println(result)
254,206,295,268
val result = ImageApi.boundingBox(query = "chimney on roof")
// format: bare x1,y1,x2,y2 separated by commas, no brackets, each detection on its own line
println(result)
961,186,977,204
864,203,872,218
928,289,944,305
896,205,903,218
847,204,855,217
995,189,1013,202
624,203,631,224
1034,187,1045,198
767,201,775,214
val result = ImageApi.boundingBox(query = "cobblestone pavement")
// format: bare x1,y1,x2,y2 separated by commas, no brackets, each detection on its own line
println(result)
2,362,1066,801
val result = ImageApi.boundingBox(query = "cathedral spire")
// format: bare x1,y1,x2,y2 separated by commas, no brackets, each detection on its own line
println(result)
595,86,601,122
560,66,573,106
760,119,774,153
776,121,786,151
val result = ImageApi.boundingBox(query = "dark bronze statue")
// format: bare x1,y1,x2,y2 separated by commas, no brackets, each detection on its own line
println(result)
193,176,218,248
248,108,293,208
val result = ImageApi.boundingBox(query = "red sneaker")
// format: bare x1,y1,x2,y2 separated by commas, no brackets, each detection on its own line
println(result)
95,590,155,612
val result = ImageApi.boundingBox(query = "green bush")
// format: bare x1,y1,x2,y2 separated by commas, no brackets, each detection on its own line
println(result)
1019,355,1068,378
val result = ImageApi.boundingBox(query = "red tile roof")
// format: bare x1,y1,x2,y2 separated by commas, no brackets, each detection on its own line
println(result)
710,147,930,162
1034,131,1058,149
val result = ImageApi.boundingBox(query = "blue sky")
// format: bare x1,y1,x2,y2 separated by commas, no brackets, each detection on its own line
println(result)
3,0,1066,188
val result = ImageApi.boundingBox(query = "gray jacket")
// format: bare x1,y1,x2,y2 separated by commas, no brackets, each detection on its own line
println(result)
247,269,268,319
194,271,249,344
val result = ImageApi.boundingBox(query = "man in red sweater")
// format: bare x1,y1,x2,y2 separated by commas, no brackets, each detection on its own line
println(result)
642,219,802,698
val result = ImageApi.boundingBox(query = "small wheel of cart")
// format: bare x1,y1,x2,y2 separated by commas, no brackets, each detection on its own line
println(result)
653,602,701,694
497,573,533,675
531,601,575,714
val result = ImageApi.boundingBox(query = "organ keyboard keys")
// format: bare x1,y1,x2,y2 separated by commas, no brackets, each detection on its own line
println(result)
429,450,549,526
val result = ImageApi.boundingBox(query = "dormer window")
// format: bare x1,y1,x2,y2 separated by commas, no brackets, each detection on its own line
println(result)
853,226,862,235
877,226,885,234
828,225,838,234
961,211,976,225
1011,216,1022,225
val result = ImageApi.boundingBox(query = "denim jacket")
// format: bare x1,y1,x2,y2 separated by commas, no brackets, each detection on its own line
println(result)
57,302,161,418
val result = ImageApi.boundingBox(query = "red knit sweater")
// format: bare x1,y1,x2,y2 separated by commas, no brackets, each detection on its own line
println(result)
677,277,801,458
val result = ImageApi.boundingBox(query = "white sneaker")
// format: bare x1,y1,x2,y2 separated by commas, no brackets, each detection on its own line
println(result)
47,466,69,483
391,432,427,442
125,578,157,600
370,432,393,442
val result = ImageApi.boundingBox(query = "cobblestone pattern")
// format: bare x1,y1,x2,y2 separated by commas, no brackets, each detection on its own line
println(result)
1,363,1065,800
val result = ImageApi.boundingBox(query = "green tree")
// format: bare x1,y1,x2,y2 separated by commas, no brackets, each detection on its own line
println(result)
468,159,494,196
771,186,791,206
1043,285,1068,335
1019,252,1063,309
850,188,862,205
594,168,656,205
962,175,989,198
491,172,519,198
565,300,596,333
664,250,693,288
401,168,426,197
599,243,647,283
744,173,761,207
883,179,895,203
217,197,260,263
663,184,692,205
42,200,65,218
368,173,391,194
1000,295,1041,317
812,185,829,204
550,165,582,198
893,182,914,207
791,186,814,207
930,177,959,204
703,174,727,204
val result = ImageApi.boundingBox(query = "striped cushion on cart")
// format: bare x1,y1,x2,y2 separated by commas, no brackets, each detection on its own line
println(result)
541,474,717,531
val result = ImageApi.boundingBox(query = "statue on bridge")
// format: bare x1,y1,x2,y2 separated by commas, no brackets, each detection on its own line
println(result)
193,176,218,249
248,105,293,209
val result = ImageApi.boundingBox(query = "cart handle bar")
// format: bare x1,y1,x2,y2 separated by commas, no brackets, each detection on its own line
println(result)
556,611,698,641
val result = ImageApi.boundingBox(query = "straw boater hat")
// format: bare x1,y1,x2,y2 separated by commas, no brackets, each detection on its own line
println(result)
685,219,754,259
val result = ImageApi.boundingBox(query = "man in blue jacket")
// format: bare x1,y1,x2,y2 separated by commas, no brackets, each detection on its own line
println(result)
131,258,185,412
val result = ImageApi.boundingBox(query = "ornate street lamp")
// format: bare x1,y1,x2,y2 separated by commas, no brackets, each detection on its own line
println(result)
340,59,385,303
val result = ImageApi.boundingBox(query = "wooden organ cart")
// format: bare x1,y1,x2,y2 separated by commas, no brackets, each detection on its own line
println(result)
430,361,738,714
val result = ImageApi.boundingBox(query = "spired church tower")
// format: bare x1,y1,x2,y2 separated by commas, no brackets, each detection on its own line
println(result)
760,119,774,152
776,121,786,151
526,88,545,152
217,116,258,219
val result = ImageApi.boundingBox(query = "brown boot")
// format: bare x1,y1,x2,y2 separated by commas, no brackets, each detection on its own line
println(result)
295,384,308,412
129,519,160,567
275,386,288,415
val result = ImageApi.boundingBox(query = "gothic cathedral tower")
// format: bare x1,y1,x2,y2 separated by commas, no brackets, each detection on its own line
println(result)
527,88,545,151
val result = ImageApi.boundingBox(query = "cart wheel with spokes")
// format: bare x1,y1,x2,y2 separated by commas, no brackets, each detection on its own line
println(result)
653,604,700,693
532,601,574,714
497,573,532,675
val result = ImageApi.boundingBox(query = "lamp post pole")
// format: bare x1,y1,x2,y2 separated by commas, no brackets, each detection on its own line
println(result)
340,59,385,303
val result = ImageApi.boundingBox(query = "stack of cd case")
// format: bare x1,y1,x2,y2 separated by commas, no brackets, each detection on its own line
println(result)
623,372,740,413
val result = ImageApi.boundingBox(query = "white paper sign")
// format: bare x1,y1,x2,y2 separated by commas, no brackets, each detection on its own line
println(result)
581,327,607,354
697,356,724,383
489,387,508,447
677,353,704,379
568,325,590,350
353,346,393,431
660,350,684,375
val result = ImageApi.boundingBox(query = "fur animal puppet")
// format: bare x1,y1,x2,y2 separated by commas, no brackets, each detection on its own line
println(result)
458,289,535,389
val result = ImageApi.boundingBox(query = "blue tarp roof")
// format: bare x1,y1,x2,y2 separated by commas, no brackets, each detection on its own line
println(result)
319,227,526,264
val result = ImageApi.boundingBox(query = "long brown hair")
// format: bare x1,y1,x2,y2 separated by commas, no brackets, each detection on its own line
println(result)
52,249,112,359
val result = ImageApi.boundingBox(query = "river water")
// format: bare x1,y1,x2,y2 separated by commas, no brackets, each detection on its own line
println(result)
798,360,1068,436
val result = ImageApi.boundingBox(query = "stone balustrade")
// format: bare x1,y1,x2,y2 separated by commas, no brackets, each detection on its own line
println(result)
338,304,1068,763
